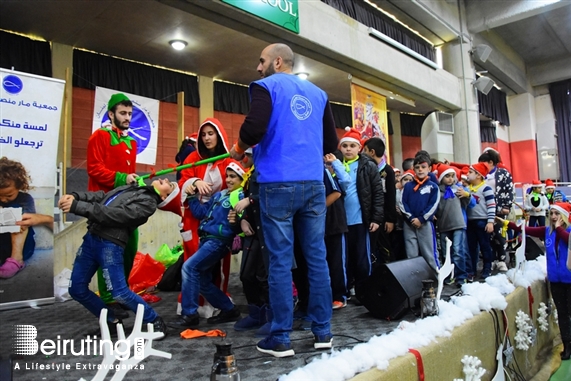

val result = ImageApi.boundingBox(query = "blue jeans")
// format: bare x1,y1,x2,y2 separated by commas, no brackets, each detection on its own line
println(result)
181,238,234,315
440,229,468,282
69,232,157,323
260,181,332,343
466,220,494,275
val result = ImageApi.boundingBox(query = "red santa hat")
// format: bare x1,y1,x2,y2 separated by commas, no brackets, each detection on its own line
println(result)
188,132,198,143
545,179,556,189
530,180,545,188
460,166,469,180
339,127,362,146
435,163,457,183
393,167,401,174
470,162,489,178
551,202,571,221
158,183,182,217
226,160,246,179
400,169,415,182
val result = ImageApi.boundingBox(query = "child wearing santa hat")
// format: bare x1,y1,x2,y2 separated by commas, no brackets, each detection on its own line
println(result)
60,178,182,338
324,127,384,303
465,162,496,280
545,179,569,205
434,163,474,285
170,161,248,328
524,180,549,227
497,202,571,359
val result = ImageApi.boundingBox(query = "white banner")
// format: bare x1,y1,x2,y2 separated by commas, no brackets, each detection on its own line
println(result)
0,69,64,189
92,87,159,165
0,68,63,309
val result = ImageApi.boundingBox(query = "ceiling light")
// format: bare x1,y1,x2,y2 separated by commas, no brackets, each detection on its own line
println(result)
295,72,309,80
169,40,187,51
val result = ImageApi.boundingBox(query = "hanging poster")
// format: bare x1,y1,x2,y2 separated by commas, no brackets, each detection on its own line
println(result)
0,68,64,309
92,87,159,165
350,83,390,162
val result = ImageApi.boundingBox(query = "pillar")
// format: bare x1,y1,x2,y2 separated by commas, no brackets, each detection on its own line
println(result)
198,75,214,123
507,93,538,183
390,112,403,168
441,40,481,164
534,95,558,180
51,42,73,167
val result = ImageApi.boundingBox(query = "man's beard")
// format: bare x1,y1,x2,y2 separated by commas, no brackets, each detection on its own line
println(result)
113,115,129,130
262,64,276,78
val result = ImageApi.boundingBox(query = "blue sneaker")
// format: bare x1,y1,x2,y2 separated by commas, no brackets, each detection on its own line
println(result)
256,336,295,357
314,333,333,349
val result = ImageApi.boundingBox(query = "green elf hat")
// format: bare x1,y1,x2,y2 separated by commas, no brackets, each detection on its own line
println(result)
108,93,130,111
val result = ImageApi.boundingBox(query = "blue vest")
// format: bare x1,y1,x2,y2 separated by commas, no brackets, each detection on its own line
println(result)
545,226,571,284
251,73,328,183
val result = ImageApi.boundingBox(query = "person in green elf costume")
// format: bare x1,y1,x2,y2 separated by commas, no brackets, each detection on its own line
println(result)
86,93,139,319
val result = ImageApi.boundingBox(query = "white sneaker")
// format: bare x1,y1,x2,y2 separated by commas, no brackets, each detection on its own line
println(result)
496,261,508,272
491,261,498,270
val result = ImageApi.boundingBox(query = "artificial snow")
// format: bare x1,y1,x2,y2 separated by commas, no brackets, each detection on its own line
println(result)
278,256,548,381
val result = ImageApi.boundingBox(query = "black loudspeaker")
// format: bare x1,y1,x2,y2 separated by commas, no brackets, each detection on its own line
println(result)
525,236,544,261
358,256,437,320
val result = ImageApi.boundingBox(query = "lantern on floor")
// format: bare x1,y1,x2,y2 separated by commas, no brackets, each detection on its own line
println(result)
420,279,438,318
211,341,240,381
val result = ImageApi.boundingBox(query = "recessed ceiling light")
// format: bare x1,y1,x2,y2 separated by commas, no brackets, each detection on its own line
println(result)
169,40,187,51
295,72,309,80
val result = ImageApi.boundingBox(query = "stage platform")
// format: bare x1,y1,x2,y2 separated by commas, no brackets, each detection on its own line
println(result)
0,259,566,381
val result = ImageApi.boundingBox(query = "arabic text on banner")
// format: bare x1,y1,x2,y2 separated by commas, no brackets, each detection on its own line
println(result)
0,68,64,189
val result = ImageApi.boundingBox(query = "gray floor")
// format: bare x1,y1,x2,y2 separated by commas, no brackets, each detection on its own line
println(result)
0,271,463,381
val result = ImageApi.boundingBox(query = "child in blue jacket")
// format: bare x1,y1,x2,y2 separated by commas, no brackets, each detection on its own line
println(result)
401,154,440,271
170,161,246,328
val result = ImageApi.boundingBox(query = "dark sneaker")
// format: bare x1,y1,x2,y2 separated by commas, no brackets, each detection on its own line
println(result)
481,269,491,279
207,306,241,324
107,303,129,320
168,313,199,328
151,316,168,340
314,334,333,349
256,336,295,357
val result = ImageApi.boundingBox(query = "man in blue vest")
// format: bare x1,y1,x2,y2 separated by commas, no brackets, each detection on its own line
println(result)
230,43,339,357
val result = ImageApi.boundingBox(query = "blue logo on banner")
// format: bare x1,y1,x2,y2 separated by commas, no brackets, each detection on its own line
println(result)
102,106,151,154
2,75,23,94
